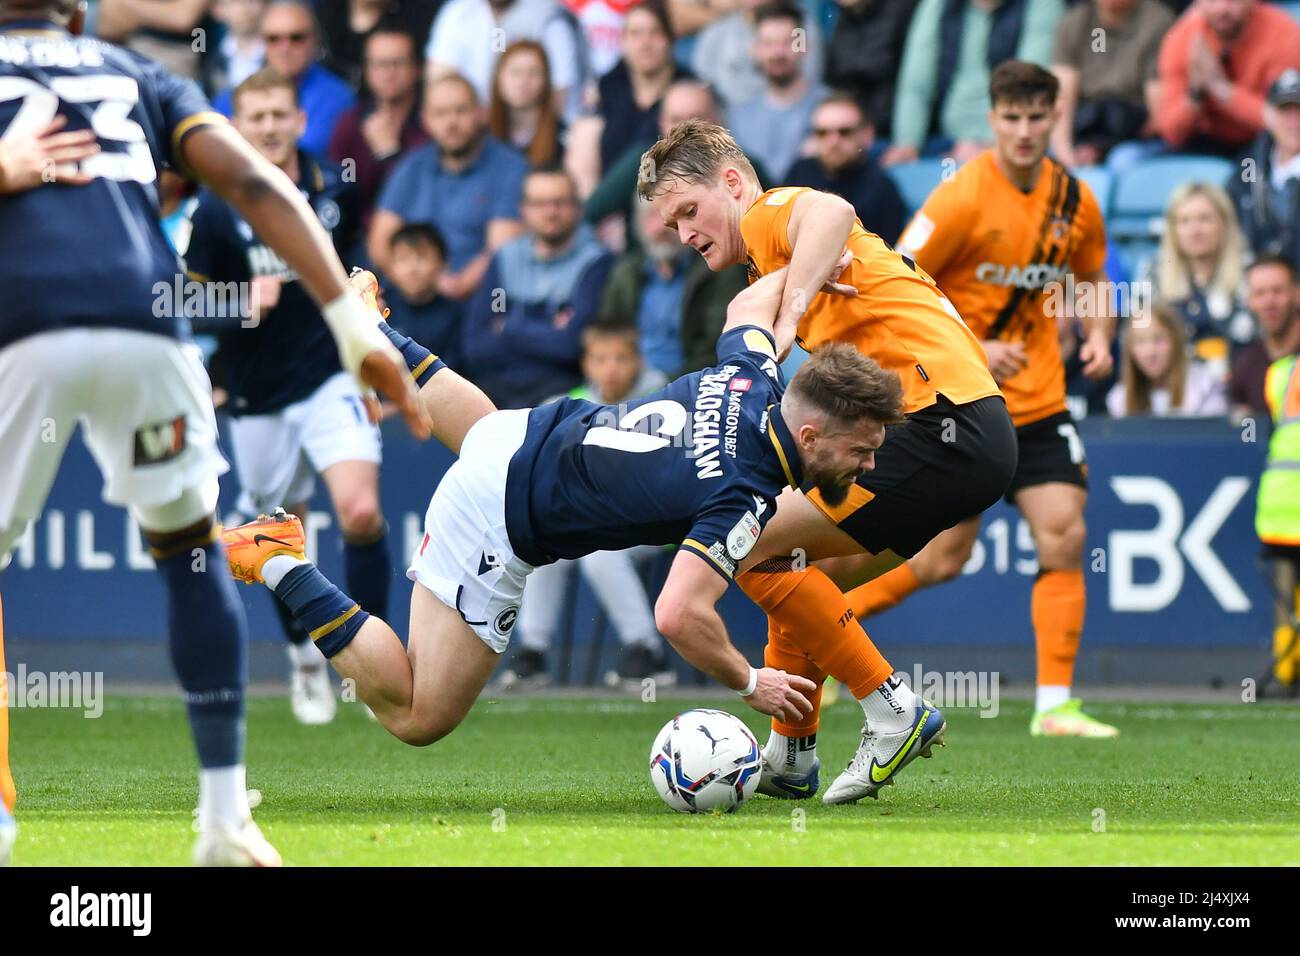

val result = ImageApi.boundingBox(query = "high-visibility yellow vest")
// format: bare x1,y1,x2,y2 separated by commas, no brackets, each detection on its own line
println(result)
1256,354,1300,546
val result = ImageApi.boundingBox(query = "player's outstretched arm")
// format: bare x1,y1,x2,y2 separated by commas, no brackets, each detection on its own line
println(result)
773,190,858,358
655,551,816,723
179,123,430,439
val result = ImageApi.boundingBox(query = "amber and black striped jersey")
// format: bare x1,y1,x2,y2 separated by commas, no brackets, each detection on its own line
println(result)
897,152,1107,427
739,187,1001,416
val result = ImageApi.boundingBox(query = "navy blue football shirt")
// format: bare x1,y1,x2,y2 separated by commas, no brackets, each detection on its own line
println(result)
184,152,358,415
0,21,224,351
504,325,804,579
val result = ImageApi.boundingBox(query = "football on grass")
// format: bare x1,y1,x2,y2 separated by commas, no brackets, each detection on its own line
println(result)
649,709,762,813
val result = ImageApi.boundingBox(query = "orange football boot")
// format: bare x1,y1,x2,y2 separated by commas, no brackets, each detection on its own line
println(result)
222,508,306,585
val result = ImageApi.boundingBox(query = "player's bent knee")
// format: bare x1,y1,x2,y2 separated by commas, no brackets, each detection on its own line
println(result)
390,719,449,748
338,496,384,537
929,550,970,584
1039,519,1087,570
916,539,975,585
393,705,464,747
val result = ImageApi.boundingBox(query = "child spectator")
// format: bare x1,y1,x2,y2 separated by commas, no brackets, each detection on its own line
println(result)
382,223,464,371
1107,305,1230,416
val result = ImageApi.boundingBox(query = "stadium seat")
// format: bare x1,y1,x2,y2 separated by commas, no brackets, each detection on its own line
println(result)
1109,155,1235,241
1073,165,1113,219
887,160,948,215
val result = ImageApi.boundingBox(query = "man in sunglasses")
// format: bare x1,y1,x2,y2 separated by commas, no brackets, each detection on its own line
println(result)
785,92,907,246
213,0,355,156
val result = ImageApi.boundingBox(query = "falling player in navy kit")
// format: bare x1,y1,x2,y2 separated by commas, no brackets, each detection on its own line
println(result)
186,68,392,727
222,269,910,749
0,0,427,866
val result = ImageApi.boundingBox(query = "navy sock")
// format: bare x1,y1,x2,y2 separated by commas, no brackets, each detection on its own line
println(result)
153,531,247,768
379,319,446,386
274,564,370,659
344,529,391,621
271,592,310,645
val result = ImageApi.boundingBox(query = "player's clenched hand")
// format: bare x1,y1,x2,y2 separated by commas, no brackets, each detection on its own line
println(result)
820,247,858,298
744,668,816,724
982,340,1028,384
321,289,432,439
1079,332,1113,380
0,116,98,194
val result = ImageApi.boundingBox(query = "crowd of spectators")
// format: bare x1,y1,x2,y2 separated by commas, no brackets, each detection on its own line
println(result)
85,0,1300,425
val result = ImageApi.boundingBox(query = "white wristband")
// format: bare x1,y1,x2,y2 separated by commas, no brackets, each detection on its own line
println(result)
321,290,392,381
737,666,758,697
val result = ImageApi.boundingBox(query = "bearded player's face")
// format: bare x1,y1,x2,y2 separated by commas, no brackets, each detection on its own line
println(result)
801,420,884,508
990,97,1056,173
650,171,747,271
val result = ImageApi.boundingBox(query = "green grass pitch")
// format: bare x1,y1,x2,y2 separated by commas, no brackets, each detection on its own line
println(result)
7,693,1300,865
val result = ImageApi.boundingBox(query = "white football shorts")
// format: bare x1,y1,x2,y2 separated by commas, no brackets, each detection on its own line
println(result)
406,408,535,653
0,328,228,559
227,370,381,516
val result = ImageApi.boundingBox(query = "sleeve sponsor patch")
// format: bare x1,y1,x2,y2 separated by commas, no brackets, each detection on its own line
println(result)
706,541,738,577
898,213,935,255
726,510,762,561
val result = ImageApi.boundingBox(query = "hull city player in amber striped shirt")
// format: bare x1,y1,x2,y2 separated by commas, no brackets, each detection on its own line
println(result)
851,61,1121,740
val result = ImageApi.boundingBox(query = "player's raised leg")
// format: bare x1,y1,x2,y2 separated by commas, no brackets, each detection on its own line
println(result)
233,520,498,745
1016,483,1115,737
227,408,536,746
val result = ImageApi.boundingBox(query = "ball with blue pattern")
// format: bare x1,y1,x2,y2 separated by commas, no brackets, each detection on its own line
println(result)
649,709,762,813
